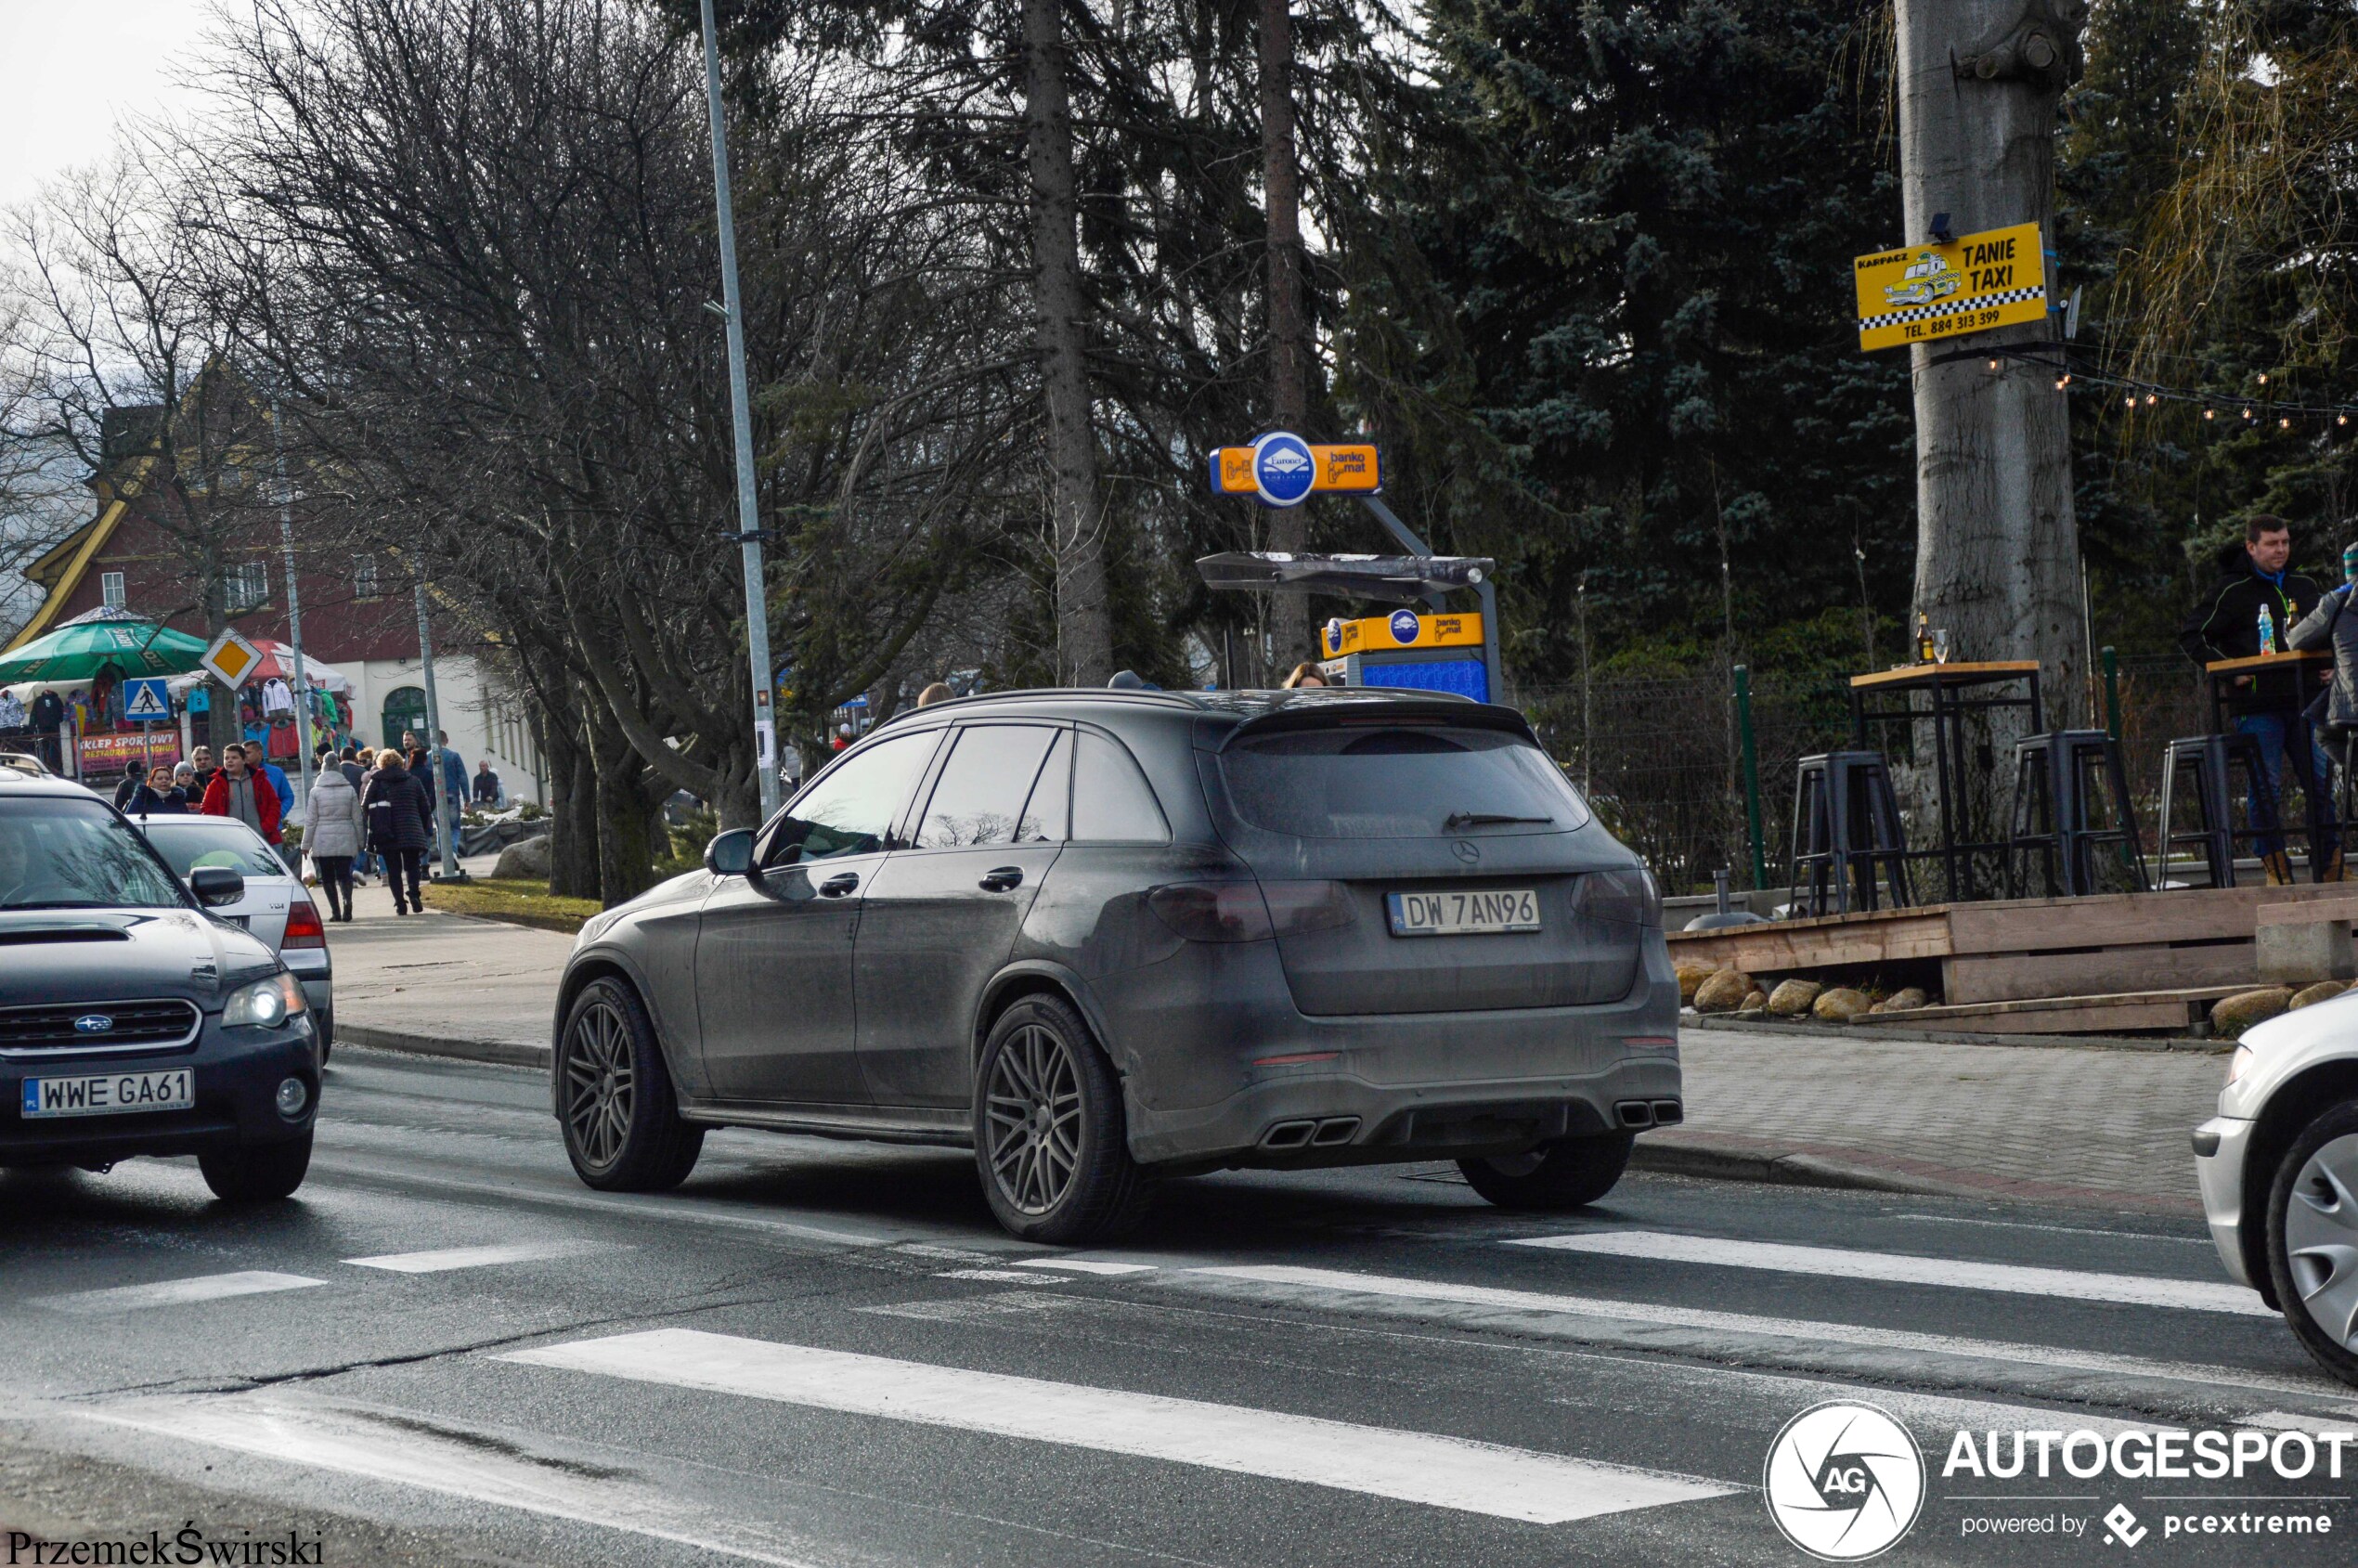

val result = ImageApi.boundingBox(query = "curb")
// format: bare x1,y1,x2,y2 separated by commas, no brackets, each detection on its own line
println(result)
1632,1130,2203,1214
1684,1014,2227,1055
336,1023,550,1070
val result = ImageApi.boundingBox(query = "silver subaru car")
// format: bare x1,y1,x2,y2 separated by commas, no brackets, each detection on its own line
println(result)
549,688,1680,1242
2196,993,2358,1388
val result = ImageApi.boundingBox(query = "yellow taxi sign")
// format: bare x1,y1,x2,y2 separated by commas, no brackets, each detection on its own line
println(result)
1854,221,2046,353
1211,443,1382,498
1321,610,1483,658
200,628,261,688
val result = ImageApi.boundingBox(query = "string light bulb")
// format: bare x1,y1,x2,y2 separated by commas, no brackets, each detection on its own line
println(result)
2282,417,2293,428
2206,408,2216,420
2244,408,2254,419
2145,394,2157,405
2124,396,2136,408
2341,414,2349,427
1989,358,2002,372
2259,373,2269,384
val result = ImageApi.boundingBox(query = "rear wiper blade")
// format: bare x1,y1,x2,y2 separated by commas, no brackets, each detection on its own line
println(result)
1444,812,1554,828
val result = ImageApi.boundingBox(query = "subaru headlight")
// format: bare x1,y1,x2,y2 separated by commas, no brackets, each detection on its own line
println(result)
2227,1043,2254,1084
224,972,308,1029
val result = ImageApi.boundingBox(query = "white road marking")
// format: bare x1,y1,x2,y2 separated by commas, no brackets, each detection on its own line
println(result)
31,1272,325,1315
77,1396,823,1566
1014,1258,1157,1276
1508,1230,2274,1316
1185,1265,2347,1404
1886,1214,2214,1244
499,1328,1735,1523
343,1239,615,1274
938,1268,1068,1284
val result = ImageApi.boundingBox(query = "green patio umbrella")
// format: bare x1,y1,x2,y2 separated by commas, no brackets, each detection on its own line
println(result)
0,608,209,684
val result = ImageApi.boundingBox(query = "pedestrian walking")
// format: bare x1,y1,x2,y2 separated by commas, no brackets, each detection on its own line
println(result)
199,743,283,845
363,748,435,915
304,760,366,922
111,758,145,810
124,764,187,816
187,745,219,800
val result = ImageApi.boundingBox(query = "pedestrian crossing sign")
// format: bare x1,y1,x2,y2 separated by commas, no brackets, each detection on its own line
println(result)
123,677,171,721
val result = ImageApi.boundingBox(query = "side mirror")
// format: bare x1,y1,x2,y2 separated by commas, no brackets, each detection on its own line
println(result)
189,866,246,908
705,828,756,877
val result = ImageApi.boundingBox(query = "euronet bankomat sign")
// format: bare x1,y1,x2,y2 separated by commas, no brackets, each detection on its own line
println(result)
1764,1402,2349,1561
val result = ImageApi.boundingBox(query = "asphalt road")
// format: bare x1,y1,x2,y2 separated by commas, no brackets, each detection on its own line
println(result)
2,1048,2353,1567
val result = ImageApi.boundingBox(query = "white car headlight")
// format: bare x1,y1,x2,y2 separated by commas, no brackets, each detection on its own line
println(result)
224,972,308,1029
2227,1043,2254,1083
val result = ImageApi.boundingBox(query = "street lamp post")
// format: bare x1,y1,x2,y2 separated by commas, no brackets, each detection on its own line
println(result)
414,574,460,881
698,0,781,821
269,402,313,854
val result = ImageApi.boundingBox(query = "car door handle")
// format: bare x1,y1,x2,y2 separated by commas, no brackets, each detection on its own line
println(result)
819,872,861,898
978,866,1023,892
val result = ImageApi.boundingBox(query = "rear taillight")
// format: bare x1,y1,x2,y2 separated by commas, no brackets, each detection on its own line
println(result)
281,895,327,950
1577,867,1661,927
1147,883,1273,943
1258,880,1355,935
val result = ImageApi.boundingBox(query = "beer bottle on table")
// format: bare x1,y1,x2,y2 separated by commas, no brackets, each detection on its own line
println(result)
1915,614,1935,664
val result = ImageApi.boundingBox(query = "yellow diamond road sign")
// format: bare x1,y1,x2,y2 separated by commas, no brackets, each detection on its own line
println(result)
1854,221,2046,353
201,628,262,689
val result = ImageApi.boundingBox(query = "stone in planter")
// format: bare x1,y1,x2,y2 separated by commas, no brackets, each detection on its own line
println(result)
1813,987,1872,1022
1691,969,1753,1014
2211,987,2294,1039
1741,989,1768,1011
1676,963,1716,1004
492,833,553,881
1765,979,1821,1017
1880,986,1929,1012
2289,980,2349,1011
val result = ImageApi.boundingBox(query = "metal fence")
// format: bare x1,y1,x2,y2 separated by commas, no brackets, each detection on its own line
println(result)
1521,652,2331,899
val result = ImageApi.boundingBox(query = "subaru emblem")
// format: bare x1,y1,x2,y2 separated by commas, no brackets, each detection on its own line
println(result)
72,1014,115,1035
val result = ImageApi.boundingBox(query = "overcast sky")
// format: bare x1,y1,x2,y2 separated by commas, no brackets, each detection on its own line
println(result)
0,1,218,205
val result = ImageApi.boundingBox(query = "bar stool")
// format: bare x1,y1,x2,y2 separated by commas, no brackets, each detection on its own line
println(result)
1787,751,1912,915
2005,731,2148,897
2156,733,2281,888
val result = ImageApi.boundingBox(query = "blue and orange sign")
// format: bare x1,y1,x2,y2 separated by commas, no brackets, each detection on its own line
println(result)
1211,434,1382,506
1321,611,1483,658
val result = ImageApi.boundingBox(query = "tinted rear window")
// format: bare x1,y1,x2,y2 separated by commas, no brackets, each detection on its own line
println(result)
1220,725,1590,839
140,821,289,880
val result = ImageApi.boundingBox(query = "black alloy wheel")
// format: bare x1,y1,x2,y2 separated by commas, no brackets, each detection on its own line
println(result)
974,993,1148,1244
559,977,704,1191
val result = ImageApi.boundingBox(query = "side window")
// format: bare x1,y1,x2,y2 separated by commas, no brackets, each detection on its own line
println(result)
913,725,1060,849
1017,731,1070,844
764,730,939,865
1071,730,1170,844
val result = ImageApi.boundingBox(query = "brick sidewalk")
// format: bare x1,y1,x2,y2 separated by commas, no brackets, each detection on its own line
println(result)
321,903,2226,1212
1654,1027,2229,1212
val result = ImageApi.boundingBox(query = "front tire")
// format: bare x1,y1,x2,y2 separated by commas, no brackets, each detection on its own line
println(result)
1458,1133,1634,1210
200,1132,313,1202
559,977,704,1191
974,994,1149,1244
2266,1098,2358,1388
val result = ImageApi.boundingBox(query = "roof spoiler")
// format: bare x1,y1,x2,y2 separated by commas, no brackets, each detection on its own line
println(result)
1216,693,1538,752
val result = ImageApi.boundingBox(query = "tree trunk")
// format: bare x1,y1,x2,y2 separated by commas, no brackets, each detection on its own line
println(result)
1897,0,2084,890
542,713,601,900
1021,0,1112,688
1261,0,1310,671
592,744,663,908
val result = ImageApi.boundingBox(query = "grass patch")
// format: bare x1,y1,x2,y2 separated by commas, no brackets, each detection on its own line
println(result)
421,876,601,935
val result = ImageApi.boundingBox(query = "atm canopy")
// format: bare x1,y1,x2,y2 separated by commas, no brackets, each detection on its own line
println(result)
1194,552,1495,603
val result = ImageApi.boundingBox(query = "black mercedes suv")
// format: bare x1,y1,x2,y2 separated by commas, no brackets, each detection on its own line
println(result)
552,687,1678,1242
0,767,320,1200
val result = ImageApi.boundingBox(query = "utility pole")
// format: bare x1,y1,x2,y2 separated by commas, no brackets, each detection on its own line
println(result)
699,0,780,819
1898,0,2087,783
1261,0,1310,669
269,401,312,846
414,574,460,881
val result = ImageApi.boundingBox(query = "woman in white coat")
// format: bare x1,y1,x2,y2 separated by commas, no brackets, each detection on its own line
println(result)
304,763,368,922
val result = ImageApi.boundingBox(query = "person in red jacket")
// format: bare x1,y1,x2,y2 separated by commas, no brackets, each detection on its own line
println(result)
198,742,283,845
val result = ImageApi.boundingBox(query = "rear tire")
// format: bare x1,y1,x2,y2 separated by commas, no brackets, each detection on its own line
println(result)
559,977,704,1192
2265,1098,2358,1389
1458,1133,1634,1210
199,1132,313,1202
974,994,1150,1244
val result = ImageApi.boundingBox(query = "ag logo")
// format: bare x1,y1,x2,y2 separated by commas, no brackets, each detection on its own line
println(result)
1762,1402,1924,1561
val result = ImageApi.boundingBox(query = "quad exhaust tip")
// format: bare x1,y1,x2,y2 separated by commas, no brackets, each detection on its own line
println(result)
1617,1099,1683,1130
1259,1117,1360,1151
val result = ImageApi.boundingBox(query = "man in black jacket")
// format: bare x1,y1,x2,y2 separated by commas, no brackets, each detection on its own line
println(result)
27,689,65,772
2179,513,2340,881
